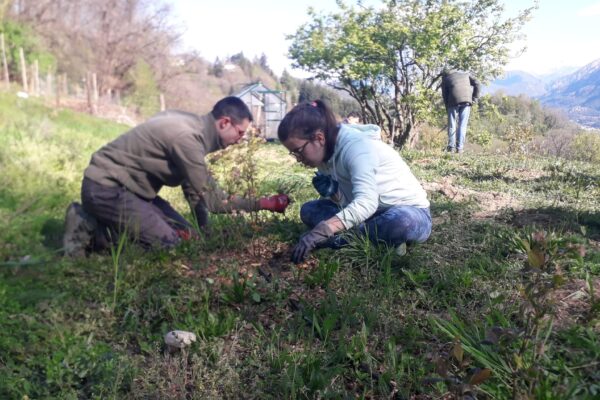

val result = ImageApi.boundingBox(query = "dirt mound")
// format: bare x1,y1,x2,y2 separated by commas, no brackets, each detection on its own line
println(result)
552,278,600,331
423,176,520,218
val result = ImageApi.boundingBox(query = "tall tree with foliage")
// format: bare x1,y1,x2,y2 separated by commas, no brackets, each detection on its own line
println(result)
6,0,180,95
126,59,160,117
288,0,536,148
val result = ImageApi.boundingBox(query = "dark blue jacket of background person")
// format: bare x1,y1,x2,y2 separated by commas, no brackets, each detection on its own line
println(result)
441,71,480,108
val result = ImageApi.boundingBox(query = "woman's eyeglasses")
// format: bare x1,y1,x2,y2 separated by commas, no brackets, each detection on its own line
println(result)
289,140,312,160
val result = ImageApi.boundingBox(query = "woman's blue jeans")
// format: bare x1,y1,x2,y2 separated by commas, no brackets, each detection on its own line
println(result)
300,199,432,248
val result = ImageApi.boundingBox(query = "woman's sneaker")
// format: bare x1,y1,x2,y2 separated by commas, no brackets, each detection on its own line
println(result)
63,202,97,257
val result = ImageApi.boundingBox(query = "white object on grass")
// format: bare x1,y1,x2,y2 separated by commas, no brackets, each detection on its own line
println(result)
164,330,197,349
396,242,407,256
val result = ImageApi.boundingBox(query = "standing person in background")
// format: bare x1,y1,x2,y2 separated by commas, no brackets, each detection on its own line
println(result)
63,96,289,257
441,69,480,153
278,100,431,263
343,111,361,124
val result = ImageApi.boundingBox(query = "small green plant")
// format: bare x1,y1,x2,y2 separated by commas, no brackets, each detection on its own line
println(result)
495,229,584,397
433,229,586,398
272,347,340,398
108,229,128,311
338,226,397,281
303,259,339,288
220,271,261,304
192,307,237,340
505,122,534,155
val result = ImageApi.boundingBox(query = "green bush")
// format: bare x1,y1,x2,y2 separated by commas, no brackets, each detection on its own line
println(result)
125,60,160,118
0,21,56,79
569,131,600,163
413,123,446,150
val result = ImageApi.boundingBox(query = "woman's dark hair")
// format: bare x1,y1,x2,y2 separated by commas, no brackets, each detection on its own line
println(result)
277,100,339,161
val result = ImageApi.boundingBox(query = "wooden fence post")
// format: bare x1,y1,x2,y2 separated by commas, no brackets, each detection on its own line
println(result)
46,69,52,96
62,73,68,96
160,93,165,111
91,72,98,103
1,33,9,85
86,72,92,113
32,59,39,96
86,71,97,115
55,73,60,107
19,47,28,92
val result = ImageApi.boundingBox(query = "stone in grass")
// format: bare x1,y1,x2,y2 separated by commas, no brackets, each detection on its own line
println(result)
164,330,197,351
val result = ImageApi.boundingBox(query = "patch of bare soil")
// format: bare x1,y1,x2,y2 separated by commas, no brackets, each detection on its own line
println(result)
552,278,600,331
503,168,546,182
423,176,520,219
509,211,558,229
181,237,326,306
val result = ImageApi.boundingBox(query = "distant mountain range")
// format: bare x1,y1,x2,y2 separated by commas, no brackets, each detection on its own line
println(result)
484,70,547,97
485,59,600,128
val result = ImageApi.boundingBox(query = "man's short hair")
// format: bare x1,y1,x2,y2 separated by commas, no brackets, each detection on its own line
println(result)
211,96,253,123
346,111,360,119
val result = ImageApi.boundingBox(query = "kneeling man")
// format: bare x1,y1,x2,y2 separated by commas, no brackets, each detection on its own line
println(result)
64,96,289,256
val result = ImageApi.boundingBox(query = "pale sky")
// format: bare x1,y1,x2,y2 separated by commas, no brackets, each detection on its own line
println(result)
172,0,600,77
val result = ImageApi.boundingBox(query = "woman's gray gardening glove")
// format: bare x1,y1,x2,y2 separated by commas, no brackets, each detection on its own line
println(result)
312,172,339,198
291,221,335,263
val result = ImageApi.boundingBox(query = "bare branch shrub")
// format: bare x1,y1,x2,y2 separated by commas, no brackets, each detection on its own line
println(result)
532,128,576,159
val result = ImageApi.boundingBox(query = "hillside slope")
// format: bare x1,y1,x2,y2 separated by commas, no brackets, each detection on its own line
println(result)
0,91,599,399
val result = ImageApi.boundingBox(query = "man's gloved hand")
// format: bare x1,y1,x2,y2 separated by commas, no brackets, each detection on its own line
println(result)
259,194,290,213
291,221,334,263
312,172,338,198
176,228,200,241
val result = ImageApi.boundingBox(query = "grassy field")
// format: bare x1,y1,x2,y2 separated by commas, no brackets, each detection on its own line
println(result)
1,91,599,399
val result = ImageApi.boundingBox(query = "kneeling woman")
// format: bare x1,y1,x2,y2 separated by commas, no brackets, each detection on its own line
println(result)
278,100,432,263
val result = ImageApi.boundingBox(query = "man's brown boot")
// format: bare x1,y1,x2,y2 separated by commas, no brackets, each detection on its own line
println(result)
63,202,97,257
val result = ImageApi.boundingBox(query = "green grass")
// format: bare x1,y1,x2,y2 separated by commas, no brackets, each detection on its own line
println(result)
1,91,599,398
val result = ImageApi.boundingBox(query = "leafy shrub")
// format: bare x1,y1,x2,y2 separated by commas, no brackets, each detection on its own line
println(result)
468,96,499,148
125,60,160,118
505,122,534,154
413,123,446,150
568,131,600,163
0,21,56,79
